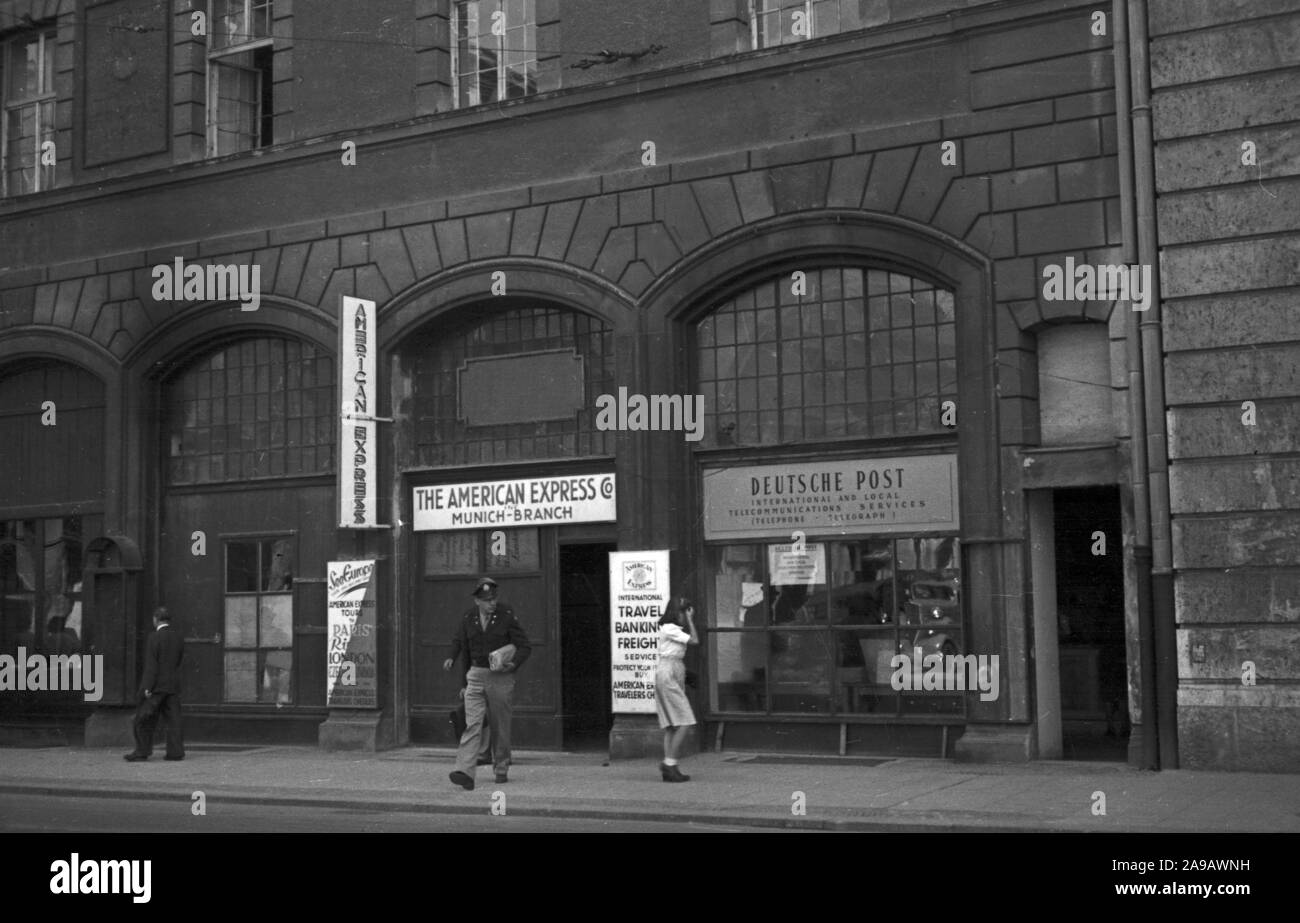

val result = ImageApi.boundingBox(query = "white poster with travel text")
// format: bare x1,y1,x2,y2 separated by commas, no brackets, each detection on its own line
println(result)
608,550,670,715
326,560,378,708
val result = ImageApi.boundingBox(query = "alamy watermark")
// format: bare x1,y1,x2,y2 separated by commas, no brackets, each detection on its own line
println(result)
50,854,150,903
890,646,999,702
1042,257,1151,311
151,256,261,311
594,387,704,442
0,647,103,701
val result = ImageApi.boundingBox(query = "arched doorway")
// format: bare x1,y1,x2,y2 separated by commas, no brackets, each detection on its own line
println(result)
397,299,619,749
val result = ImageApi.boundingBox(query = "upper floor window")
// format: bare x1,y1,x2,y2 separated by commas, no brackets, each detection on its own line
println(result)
1,25,56,196
207,0,275,155
749,0,852,48
695,266,958,448
452,0,536,108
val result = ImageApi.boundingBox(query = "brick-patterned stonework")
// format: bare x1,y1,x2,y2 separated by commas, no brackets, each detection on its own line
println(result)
1152,0,1300,770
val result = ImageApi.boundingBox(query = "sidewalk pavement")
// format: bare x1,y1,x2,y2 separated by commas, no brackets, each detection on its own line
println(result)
1,744,1297,832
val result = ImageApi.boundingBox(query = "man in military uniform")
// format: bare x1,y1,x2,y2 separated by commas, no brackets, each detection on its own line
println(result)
443,576,530,789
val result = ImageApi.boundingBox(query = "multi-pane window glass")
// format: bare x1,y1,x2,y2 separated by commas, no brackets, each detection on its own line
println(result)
411,306,614,466
749,0,862,48
697,267,957,447
707,537,962,716
1,27,56,196
163,338,334,484
423,528,540,576
207,0,275,155
0,516,99,660
453,0,537,108
212,0,273,51
224,538,293,703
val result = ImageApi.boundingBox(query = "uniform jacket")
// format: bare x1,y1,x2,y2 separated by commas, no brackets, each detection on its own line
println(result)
448,603,531,672
141,623,185,696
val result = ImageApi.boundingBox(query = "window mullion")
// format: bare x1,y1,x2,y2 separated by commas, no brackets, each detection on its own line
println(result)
451,5,460,105
497,31,506,101
33,100,42,192
1,44,7,198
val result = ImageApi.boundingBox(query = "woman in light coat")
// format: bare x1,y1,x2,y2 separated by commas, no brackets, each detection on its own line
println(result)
655,596,699,782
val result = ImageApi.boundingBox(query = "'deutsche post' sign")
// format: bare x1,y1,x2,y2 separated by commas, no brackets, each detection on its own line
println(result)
608,550,670,715
702,454,959,541
326,559,378,708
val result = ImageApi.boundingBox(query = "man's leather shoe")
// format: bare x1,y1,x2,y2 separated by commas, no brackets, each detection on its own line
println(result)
476,756,493,766
494,771,508,784
164,755,184,761
123,753,148,762
449,770,475,791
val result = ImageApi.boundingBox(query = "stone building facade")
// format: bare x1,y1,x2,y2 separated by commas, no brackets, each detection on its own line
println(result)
0,0,1294,769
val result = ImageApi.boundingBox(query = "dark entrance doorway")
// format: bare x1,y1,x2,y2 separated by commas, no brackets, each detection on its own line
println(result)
1053,486,1128,761
559,543,614,750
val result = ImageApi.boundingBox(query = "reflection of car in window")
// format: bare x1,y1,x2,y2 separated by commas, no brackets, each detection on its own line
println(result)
902,577,961,656
802,580,894,624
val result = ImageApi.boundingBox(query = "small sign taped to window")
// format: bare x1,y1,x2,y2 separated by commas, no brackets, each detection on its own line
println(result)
768,543,826,586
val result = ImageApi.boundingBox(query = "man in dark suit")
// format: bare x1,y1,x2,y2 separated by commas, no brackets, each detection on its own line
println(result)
442,576,530,789
124,607,185,762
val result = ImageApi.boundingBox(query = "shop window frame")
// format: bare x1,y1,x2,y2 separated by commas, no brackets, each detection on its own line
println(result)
704,534,967,720
0,517,100,707
221,533,295,705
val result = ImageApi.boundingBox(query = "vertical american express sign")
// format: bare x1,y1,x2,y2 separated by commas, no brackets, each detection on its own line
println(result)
340,296,378,528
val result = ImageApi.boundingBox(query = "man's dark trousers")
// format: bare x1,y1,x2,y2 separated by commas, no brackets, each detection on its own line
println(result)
132,692,184,759
131,621,186,759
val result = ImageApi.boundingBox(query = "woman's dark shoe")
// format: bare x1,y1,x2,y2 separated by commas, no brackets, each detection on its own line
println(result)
661,763,689,782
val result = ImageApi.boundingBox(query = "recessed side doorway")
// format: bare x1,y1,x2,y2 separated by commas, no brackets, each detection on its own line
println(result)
559,542,615,751
1052,486,1128,761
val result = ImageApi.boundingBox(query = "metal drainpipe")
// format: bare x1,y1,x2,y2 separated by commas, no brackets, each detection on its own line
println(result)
1128,0,1179,768
1112,0,1158,771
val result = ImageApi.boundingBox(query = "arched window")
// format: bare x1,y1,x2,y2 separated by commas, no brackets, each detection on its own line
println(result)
409,304,615,467
695,266,957,448
162,337,334,484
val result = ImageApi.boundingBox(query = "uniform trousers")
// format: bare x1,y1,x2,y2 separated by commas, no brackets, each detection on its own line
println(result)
455,666,514,779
